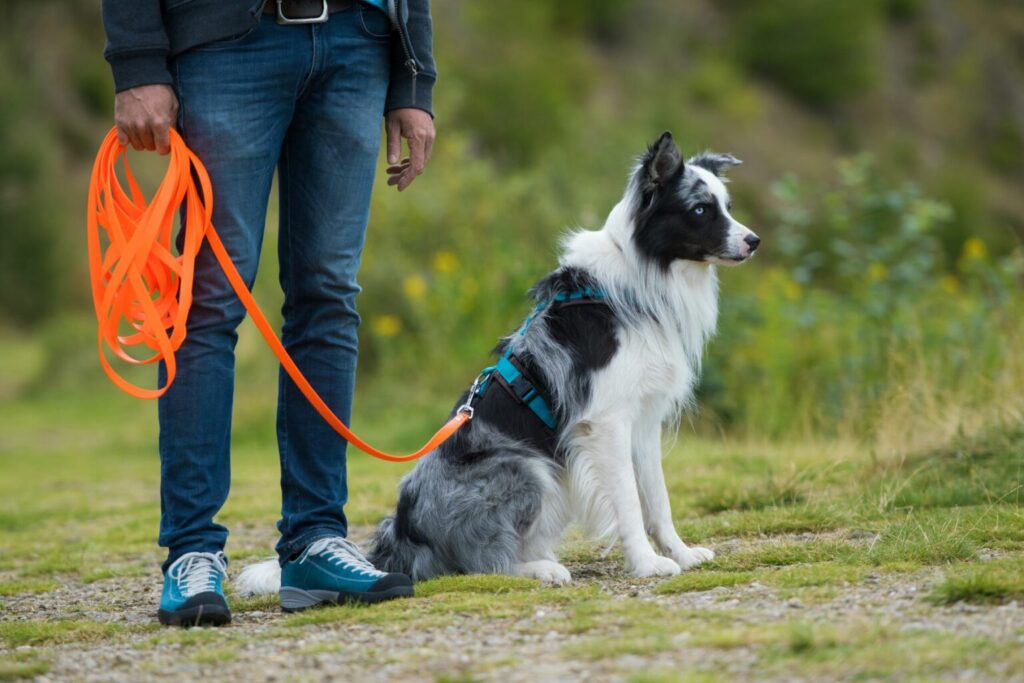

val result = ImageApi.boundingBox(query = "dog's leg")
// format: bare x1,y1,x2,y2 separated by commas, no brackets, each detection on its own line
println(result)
633,421,714,570
577,418,680,577
513,460,572,585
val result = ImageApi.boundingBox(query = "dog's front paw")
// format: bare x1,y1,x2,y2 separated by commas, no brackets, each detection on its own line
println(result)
672,546,715,570
628,554,681,578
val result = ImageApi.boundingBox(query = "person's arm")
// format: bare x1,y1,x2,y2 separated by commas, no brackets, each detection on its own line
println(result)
102,0,173,93
385,0,437,116
384,0,437,191
101,0,178,154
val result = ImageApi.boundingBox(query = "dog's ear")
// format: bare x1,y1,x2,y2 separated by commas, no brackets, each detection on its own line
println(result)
642,131,683,190
688,152,742,178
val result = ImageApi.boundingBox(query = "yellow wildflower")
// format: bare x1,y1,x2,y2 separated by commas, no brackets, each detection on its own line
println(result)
371,314,402,338
962,237,987,261
782,278,802,301
403,275,427,301
866,262,888,282
433,250,459,274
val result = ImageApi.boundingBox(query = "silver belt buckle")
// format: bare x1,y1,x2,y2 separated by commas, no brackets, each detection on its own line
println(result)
275,0,329,25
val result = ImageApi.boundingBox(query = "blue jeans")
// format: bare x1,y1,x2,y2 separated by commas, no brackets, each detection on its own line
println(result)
158,6,393,572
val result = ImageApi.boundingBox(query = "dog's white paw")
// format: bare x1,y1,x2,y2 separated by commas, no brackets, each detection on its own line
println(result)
513,560,573,585
628,554,681,578
673,546,715,570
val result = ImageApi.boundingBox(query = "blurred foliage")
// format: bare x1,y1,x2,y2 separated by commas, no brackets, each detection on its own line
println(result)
2,0,1024,443
729,0,882,108
0,56,64,325
703,157,1022,437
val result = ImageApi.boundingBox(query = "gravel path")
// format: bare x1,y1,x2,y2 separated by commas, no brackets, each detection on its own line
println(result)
3,530,1022,682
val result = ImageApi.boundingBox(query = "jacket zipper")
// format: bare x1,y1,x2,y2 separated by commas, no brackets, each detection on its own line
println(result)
387,0,419,102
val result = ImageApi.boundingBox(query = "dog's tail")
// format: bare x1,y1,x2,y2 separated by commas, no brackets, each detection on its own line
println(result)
235,558,281,597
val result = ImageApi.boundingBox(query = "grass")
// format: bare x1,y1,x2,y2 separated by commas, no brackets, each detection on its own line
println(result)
931,555,1024,605
0,620,134,648
0,580,56,598
1,375,1022,679
0,659,49,682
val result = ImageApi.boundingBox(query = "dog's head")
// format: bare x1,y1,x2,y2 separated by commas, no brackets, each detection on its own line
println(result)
630,131,759,268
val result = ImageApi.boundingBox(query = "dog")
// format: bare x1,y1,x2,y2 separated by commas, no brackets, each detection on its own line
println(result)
237,131,759,594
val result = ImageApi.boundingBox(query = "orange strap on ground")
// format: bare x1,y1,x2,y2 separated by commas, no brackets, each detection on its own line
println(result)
87,127,469,462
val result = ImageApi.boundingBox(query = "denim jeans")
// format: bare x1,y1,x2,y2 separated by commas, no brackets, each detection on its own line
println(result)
157,6,393,572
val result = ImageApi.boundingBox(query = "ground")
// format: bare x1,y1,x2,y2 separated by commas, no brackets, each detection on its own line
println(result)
1,392,1023,682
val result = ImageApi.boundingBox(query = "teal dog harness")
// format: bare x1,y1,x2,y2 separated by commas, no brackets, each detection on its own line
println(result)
470,287,606,430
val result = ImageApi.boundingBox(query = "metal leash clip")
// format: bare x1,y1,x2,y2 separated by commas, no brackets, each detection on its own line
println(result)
455,370,491,420
274,0,329,25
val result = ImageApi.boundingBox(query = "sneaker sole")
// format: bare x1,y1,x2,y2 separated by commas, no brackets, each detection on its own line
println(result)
157,604,232,627
279,585,414,612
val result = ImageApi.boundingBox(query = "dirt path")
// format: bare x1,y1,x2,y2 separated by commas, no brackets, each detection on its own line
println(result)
3,529,1022,682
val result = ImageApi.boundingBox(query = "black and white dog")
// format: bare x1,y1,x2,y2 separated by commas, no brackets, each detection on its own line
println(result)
238,132,759,591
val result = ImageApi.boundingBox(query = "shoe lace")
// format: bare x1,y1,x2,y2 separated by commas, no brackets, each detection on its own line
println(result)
301,537,384,577
167,551,228,598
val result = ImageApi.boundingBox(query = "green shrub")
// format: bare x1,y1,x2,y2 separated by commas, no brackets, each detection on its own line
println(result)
699,155,1022,438
731,0,882,107
0,58,67,326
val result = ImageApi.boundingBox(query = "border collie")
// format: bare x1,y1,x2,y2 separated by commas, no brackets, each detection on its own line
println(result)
238,132,759,592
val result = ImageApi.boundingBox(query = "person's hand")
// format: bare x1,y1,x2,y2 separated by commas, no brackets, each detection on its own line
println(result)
114,84,179,155
385,108,435,191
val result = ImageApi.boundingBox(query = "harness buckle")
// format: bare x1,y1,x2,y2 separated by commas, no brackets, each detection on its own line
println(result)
274,0,329,25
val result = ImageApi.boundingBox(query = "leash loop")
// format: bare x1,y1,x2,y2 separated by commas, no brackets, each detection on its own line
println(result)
87,127,469,462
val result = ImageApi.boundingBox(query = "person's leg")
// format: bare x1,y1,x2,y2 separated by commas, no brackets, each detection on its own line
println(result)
274,6,392,562
158,19,303,573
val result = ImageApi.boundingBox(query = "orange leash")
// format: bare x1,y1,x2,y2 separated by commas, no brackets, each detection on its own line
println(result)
87,127,470,462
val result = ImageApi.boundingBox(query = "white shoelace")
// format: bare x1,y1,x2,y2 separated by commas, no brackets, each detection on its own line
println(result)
301,537,384,578
167,551,228,598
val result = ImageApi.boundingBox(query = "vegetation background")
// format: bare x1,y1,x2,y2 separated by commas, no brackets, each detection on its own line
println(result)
1,1,1023,680
1,0,1022,448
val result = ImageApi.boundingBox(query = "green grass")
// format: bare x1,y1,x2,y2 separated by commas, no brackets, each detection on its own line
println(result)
931,556,1024,605
653,570,757,594
0,620,139,648
1,380,1023,679
0,659,50,682
0,580,57,597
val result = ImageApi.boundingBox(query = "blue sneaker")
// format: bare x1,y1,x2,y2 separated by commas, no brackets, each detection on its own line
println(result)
158,551,231,627
280,537,413,611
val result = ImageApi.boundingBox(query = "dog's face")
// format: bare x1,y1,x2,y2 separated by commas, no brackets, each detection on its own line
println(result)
631,132,760,269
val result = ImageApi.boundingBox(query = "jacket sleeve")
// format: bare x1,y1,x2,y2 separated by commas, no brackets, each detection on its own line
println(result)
386,0,437,116
101,0,174,93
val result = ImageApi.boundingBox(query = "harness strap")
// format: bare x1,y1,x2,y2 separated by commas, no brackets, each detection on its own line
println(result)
472,286,607,431
495,355,557,429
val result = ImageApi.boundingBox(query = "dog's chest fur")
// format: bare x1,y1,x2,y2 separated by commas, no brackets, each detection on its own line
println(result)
561,203,720,423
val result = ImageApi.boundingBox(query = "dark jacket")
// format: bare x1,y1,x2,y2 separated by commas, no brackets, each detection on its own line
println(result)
101,0,436,115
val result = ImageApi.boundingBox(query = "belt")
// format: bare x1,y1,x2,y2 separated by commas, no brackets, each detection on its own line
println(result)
264,0,355,25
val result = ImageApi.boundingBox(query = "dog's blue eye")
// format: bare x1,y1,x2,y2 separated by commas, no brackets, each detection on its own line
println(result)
694,206,706,216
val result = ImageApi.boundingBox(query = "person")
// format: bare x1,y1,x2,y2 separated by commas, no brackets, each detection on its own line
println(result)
100,0,437,626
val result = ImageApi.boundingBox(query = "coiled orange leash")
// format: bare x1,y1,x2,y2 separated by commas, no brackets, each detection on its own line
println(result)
87,127,470,462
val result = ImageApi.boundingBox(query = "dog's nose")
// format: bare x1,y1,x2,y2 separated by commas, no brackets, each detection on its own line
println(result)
744,234,761,251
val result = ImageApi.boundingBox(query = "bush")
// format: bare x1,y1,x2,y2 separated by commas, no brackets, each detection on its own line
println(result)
0,59,66,326
731,0,882,107
699,155,1023,439
441,3,595,167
